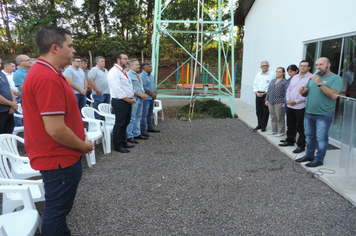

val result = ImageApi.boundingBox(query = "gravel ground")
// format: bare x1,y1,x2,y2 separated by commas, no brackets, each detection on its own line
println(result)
11,98,356,235
30,117,355,235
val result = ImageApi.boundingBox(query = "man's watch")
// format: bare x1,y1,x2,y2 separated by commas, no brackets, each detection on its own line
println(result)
318,81,326,87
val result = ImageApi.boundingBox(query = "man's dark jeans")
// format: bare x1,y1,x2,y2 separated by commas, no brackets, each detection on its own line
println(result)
40,157,82,236
141,99,154,132
112,98,132,149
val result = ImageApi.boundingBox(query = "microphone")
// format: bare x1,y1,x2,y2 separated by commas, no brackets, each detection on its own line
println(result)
314,69,320,75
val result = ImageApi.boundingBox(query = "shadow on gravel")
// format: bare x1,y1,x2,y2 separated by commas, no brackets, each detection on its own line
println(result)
25,118,356,235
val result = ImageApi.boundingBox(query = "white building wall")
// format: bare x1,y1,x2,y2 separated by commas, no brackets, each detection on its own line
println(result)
240,0,356,107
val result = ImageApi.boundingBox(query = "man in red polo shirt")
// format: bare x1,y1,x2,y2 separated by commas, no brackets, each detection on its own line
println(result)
22,26,94,236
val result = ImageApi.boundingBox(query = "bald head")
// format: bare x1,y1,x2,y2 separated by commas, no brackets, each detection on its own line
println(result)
315,57,331,77
16,54,32,70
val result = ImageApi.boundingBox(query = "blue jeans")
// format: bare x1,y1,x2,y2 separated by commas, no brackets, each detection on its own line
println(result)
92,94,111,119
141,99,154,132
304,112,333,162
127,97,143,139
75,94,87,115
14,97,22,127
40,157,82,236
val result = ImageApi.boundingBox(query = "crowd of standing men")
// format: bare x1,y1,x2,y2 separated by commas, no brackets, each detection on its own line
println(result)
0,26,161,235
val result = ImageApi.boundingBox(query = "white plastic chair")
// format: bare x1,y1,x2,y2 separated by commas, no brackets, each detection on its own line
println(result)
153,100,164,126
82,107,112,154
0,186,41,236
0,150,45,214
82,118,105,167
12,104,24,136
0,134,40,179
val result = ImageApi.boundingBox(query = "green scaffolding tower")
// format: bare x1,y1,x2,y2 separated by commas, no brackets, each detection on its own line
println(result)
151,0,236,115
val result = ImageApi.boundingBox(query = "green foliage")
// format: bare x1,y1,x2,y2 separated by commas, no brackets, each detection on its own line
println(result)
178,99,232,119
207,106,232,118
0,0,242,64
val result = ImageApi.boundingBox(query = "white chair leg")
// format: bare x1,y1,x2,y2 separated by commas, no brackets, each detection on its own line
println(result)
154,112,158,126
86,154,92,167
161,110,164,121
90,151,96,165
105,132,111,154
101,137,107,155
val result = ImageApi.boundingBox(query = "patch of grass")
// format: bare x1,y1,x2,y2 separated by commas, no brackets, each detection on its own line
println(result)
177,99,234,119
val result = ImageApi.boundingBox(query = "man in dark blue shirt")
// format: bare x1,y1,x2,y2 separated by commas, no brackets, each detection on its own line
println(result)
0,58,17,134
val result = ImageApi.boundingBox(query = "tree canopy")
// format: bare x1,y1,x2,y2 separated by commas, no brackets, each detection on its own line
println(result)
0,0,242,62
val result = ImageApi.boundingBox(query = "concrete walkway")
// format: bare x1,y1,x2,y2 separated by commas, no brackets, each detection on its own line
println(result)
222,98,356,207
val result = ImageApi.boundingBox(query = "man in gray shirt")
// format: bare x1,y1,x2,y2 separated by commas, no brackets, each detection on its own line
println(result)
63,57,88,112
126,59,148,143
88,56,110,118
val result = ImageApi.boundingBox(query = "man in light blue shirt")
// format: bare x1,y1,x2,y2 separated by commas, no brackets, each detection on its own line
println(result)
13,54,32,97
126,59,148,143
63,57,88,113
88,56,110,119
140,62,160,135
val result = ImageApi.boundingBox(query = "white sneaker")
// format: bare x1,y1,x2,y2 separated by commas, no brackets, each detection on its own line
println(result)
275,133,284,137
268,132,277,135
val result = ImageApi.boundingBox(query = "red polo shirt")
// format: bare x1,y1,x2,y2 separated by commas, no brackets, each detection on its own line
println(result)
22,59,85,171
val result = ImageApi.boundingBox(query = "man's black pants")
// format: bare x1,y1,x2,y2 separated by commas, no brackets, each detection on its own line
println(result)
286,107,306,147
255,94,269,129
112,99,132,149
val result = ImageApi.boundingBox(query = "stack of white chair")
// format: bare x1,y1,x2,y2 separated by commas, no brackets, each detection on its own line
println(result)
0,134,45,214
82,118,105,167
153,100,164,126
0,186,41,235
12,104,24,136
98,104,115,153
82,107,113,166
0,134,40,179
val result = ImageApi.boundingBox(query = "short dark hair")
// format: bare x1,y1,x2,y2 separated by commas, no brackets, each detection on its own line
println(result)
36,26,71,56
73,56,81,61
142,62,152,68
299,60,310,67
3,61,13,67
287,64,299,72
81,58,88,63
114,52,127,61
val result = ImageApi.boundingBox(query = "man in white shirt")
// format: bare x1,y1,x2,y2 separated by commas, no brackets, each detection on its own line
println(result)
2,61,21,127
107,52,136,153
252,61,275,132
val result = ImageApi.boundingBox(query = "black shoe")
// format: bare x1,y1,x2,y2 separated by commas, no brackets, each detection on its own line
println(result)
135,135,148,140
115,147,130,153
141,132,150,137
305,160,323,168
292,147,305,154
278,142,294,147
147,128,160,132
128,138,139,144
280,139,286,143
124,144,135,148
261,128,266,132
295,155,314,163
253,126,261,131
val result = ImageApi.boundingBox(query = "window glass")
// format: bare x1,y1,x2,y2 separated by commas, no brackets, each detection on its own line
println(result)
305,42,317,72
330,36,356,141
320,38,342,74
